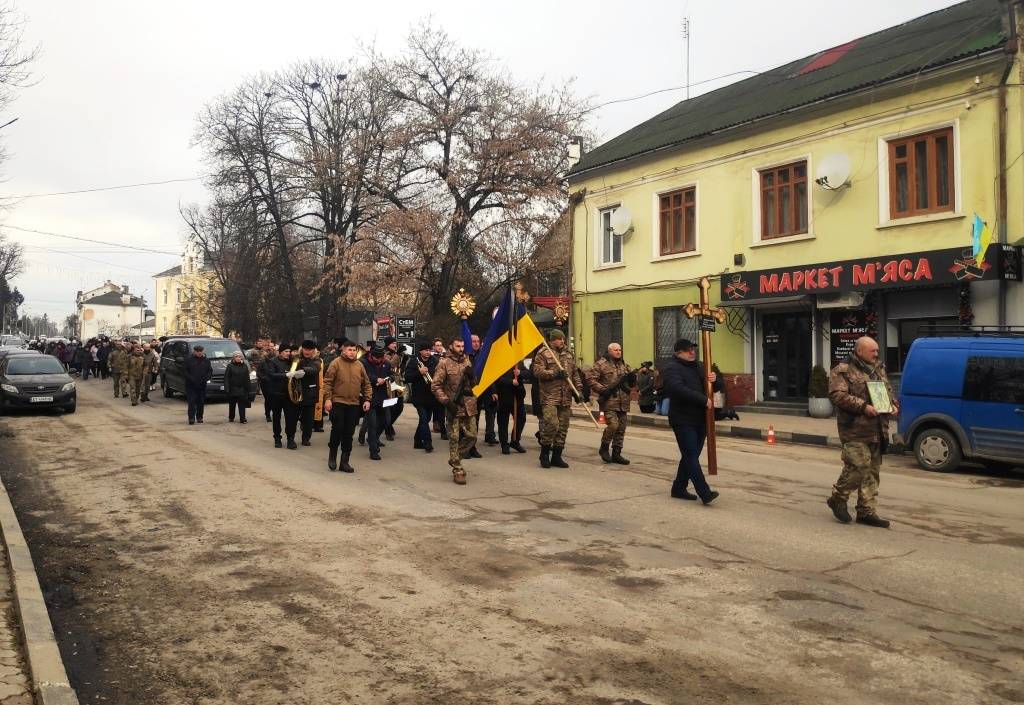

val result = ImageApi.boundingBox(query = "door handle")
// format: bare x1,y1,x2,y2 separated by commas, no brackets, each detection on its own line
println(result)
1016,408,1024,414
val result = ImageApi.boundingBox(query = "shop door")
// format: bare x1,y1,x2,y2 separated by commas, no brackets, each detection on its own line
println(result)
762,312,812,401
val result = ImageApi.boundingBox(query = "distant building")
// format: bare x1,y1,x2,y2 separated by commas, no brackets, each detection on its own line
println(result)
153,234,221,337
76,281,151,340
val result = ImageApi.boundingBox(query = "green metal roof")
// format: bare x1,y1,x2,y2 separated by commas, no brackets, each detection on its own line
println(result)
570,0,1008,178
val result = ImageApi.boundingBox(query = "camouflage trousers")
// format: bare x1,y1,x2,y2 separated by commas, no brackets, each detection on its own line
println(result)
601,410,628,449
112,373,127,398
833,441,882,517
540,405,571,447
447,413,477,470
127,376,145,404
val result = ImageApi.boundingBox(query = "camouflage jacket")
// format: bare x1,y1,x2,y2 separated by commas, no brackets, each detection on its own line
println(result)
532,346,583,407
829,355,894,444
126,352,147,379
108,349,127,373
586,356,634,412
431,352,477,418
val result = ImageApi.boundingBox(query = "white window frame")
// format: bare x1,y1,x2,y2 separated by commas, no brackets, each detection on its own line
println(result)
650,180,700,261
750,153,814,247
595,203,624,269
877,118,962,228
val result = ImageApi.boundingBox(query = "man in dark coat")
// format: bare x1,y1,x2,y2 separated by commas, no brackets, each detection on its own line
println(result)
359,344,393,460
184,344,213,425
660,338,719,504
403,340,437,453
496,361,529,454
224,350,253,423
288,340,323,448
260,344,293,448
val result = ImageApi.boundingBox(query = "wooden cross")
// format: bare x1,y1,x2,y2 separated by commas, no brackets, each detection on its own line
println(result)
683,276,726,475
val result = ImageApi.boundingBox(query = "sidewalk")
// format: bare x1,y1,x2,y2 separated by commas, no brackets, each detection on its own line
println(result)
529,398,843,448
0,534,32,705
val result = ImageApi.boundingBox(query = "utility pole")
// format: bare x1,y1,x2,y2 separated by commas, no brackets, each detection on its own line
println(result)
682,17,691,100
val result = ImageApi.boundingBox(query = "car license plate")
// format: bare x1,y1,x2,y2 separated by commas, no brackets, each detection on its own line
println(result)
30,396,53,403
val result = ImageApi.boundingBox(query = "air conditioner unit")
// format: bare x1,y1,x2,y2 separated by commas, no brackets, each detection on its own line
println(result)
816,291,866,309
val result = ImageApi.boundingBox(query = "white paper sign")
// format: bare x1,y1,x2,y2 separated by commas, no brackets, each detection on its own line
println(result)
382,398,398,408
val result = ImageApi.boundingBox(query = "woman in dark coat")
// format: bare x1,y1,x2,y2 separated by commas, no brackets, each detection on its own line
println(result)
224,351,253,423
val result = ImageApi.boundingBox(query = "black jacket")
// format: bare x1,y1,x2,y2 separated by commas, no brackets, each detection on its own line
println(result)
403,354,438,407
292,356,323,407
183,355,213,390
496,363,529,405
660,357,709,427
223,361,253,401
259,356,290,398
361,356,393,405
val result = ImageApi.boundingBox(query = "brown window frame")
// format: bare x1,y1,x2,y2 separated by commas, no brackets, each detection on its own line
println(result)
887,127,955,219
759,161,808,240
658,187,697,256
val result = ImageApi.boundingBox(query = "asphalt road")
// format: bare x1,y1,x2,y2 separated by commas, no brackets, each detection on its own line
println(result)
0,380,1022,705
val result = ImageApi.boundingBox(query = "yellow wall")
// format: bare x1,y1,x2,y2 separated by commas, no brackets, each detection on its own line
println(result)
570,58,1019,367
153,272,221,337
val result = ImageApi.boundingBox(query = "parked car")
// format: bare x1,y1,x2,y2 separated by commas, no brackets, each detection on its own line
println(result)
896,336,1024,472
0,335,26,348
0,348,40,360
159,337,256,402
0,353,76,413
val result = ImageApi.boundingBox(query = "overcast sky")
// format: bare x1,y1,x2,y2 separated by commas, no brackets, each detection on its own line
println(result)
3,0,963,324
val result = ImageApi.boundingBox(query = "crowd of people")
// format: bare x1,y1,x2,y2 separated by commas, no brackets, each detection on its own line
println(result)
29,336,162,406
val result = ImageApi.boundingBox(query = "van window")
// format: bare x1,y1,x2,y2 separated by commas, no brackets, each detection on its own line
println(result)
962,356,1024,404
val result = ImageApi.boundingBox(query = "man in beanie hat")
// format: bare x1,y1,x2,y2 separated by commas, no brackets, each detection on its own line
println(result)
531,328,584,469
382,336,405,439
431,335,477,484
404,339,439,453
660,338,719,504
359,342,393,460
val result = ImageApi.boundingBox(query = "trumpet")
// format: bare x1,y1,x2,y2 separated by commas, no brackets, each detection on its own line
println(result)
416,360,433,384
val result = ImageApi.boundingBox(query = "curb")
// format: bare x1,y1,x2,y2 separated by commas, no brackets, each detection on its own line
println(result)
0,479,81,705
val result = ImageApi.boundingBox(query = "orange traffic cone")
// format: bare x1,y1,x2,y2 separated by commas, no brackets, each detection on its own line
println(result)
766,424,777,445
598,411,606,425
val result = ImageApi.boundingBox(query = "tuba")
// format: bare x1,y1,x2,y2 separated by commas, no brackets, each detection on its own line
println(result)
288,358,303,404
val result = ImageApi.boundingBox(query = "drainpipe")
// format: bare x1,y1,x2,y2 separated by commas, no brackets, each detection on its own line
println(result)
997,1,1020,326
567,187,586,363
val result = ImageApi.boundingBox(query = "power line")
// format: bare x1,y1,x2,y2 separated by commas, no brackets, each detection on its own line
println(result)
5,175,206,199
2,224,180,255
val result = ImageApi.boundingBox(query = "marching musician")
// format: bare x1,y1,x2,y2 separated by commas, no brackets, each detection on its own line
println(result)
403,340,438,453
382,337,406,440
586,342,636,465
260,344,293,448
359,343,392,461
285,340,324,449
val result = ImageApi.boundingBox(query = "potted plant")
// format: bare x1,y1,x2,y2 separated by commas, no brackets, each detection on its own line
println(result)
807,365,833,418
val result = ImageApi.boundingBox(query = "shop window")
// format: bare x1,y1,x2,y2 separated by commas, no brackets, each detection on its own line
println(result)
888,127,954,218
659,187,696,255
759,161,808,239
963,356,1024,404
653,307,699,370
885,317,958,372
594,310,623,360
599,206,622,266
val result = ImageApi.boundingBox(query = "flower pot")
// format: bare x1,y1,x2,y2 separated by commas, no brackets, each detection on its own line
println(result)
808,397,833,419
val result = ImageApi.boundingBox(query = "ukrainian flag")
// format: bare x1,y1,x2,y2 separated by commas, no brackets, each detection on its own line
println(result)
472,285,546,397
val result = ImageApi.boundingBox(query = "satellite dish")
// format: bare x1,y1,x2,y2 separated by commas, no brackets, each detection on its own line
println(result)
815,153,851,190
610,206,633,237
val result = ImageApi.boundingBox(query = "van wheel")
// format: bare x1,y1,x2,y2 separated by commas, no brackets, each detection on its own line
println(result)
162,377,175,398
914,428,962,472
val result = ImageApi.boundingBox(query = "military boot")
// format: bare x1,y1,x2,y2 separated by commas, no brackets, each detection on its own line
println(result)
598,443,611,463
539,444,552,468
610,447,630,465
856,513,890,528
510,441,526,453
826,495,852,524
550,446,569,468
327,446,338,471
340,451,354,473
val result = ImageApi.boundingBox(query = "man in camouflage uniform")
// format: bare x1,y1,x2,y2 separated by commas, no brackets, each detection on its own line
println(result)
587,342,636,465
141,343,158,402
826,336,898,528
430,336,477,485
108,342,128,398
126,345,147,406
532,329,583,469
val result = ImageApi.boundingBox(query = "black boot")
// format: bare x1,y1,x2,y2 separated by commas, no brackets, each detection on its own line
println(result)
414,437,423,449
610,448,630,465
827,495,852,524
287,438,298,450
468,446,482,459
509,441,526,453
501,443,510,455
856,513,890,528
599,443,611,463
424,442,434,453
328,446,338,471
358,428,366,445
550,446,569,468
539,444,552,468
340,451,354,473
274,438,282,448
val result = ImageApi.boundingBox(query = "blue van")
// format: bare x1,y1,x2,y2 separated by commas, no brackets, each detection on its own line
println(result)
897,336,1024,472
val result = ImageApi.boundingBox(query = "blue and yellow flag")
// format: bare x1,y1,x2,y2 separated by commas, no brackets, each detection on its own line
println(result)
972,212,992,259
472,286,546,397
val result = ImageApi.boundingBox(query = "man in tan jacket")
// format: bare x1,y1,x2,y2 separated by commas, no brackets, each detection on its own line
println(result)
431,336,478,485
323,340,373,473
532,329,584,469
587,342,636,465
826,336,898,528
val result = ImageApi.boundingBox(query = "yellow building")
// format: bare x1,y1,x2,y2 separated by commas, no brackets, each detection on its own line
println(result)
568,0,1024,404
152,235,221,337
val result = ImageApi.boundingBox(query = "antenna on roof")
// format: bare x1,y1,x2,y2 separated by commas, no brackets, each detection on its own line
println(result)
682,17,691,100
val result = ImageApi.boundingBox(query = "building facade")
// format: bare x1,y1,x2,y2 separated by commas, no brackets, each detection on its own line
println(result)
76,281,152,340
153,235,221,338
568,0,1024,404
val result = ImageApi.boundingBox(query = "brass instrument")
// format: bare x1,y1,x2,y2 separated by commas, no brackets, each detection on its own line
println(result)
287,358,303,404
416,359,433,384
389,380,407,395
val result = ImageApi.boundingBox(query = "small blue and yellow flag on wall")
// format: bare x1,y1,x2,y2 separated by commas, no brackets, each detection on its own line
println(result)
472,285,546,397
971,212,992,259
